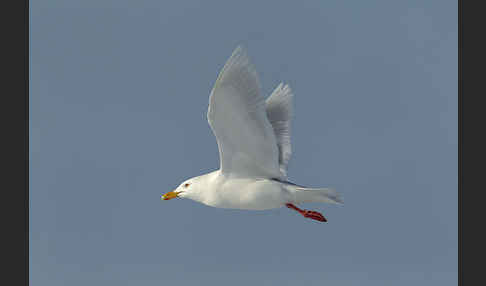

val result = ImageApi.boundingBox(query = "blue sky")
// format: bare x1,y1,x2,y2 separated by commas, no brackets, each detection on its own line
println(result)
30,1,457,285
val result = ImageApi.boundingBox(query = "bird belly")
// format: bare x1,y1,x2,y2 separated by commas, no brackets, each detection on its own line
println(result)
203,178,291,210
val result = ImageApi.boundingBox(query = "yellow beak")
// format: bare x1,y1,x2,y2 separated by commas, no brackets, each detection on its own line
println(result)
161,190,181,201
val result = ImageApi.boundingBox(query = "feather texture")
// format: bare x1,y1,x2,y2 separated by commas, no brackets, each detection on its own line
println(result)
266,83,294,178
207,46,282,178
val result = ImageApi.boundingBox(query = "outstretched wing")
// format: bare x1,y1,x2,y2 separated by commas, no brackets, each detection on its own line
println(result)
207,46,281,179
266,83,293,178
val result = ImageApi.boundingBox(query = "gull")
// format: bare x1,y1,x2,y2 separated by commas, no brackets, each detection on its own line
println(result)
162,46,343,222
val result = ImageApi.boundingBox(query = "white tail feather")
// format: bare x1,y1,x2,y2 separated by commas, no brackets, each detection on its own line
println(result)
293,187,344,205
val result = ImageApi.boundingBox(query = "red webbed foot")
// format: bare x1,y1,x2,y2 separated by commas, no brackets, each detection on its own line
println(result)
285,203,327,222
302,210,327,222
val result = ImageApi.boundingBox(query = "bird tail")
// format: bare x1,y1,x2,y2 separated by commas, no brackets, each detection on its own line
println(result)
291,186,344,205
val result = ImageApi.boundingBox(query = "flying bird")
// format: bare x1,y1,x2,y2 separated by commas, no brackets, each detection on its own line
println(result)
162,46,343,222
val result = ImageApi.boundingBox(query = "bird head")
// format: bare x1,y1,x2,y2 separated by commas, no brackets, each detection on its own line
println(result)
161,179,195,201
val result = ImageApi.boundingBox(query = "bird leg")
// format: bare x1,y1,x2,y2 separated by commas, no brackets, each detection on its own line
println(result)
285,203,327,222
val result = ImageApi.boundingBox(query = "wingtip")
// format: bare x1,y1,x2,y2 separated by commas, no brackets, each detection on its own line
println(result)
233,44,246,54
229,45,250,64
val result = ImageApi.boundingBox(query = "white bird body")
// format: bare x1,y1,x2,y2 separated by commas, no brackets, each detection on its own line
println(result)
179,170,292,210
163,46,342,222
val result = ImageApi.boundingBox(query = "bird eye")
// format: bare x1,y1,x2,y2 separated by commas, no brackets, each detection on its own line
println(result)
184,183,190,188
